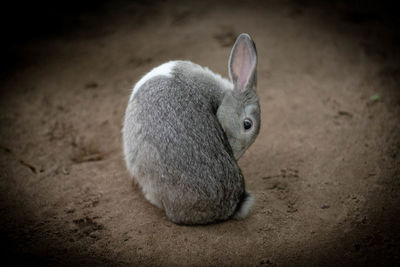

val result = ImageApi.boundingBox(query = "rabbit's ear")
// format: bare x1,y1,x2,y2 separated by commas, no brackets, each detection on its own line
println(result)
228,33,257,92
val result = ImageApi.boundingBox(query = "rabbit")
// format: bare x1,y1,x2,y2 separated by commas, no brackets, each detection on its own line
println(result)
122,33,260,225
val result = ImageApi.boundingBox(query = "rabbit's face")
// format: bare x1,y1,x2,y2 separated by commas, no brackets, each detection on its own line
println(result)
218,33,259,159
217,90,260,160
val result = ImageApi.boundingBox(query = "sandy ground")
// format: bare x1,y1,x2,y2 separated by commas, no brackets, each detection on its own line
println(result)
1,0,400,266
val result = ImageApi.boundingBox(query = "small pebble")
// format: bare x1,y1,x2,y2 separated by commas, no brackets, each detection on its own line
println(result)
62,167,70,175
287,205,298,213
65,204,75,214
321,204,330,209
89,231,100,239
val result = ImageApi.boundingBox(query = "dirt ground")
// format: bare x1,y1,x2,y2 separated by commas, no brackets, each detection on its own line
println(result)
1,0,400,266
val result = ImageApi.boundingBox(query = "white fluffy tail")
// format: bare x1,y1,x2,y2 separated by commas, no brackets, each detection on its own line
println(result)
233,192,255,220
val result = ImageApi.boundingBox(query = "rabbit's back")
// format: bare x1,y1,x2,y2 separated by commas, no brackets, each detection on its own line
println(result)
123,61,245,224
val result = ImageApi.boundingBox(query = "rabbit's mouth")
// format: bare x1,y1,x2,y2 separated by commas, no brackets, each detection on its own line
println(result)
234,148,245,160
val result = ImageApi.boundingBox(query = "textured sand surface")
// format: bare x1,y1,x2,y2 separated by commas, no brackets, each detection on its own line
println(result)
0,0,399,265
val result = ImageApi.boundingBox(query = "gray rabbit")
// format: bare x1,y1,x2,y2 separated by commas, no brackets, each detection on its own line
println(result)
122,33,260,225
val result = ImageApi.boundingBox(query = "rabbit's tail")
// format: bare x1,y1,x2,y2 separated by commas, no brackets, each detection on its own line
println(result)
233,191,254,220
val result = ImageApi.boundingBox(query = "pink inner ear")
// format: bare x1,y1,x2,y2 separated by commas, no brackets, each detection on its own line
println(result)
232,40,255,91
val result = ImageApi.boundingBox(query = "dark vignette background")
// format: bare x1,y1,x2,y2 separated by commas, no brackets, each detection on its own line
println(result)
0,0,399,266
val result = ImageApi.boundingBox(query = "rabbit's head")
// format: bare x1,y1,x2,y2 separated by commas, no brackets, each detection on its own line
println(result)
217,33,260,160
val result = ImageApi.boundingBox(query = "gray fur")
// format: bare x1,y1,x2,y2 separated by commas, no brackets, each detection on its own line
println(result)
122,33,260,225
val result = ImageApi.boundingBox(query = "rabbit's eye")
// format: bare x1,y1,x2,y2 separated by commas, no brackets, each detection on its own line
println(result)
243,118,253,130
